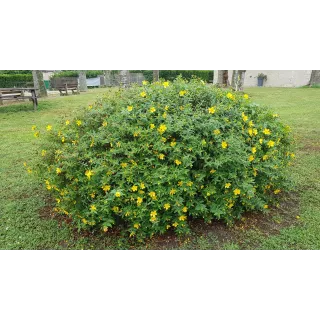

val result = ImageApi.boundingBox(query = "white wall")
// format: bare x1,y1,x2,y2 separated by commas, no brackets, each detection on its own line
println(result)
227,70,312,87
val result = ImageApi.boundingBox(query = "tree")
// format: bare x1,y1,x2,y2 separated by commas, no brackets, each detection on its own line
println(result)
32,71,47,97
153,70,159,82
213,70,228,86
119,70,129,88
79,71,87,92
309,70,320,86
231,70,246,91
104,70,111,87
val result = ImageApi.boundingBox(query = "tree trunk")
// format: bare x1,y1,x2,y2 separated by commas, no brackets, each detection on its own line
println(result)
309,70,320,86
153,70,159,82
104,70,111,87
79,71,87,92
32,70,47,97
213,70,228,86
119,70,129,88
231,70,246,91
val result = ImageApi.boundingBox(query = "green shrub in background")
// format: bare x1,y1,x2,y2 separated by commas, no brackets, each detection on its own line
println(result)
51,71,104,79
33,78,294,239
0,74,33,88
130,70,213,82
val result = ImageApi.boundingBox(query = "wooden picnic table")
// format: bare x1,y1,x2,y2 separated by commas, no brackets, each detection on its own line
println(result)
0,87,38,110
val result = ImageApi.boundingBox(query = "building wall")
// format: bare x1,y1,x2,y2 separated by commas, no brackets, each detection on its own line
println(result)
244,64,312,87
227,70,312,87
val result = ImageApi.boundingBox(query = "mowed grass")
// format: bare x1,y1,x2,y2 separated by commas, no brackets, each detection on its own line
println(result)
0,87,319,249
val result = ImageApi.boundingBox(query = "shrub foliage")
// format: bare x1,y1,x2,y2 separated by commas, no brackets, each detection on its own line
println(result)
34,78,294,239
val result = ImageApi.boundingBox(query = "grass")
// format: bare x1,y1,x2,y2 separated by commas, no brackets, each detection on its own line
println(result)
0,87,319,249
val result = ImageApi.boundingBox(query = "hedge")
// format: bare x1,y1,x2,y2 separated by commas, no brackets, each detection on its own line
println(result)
51,71,104,79
0,74,33,88
130,70,213,82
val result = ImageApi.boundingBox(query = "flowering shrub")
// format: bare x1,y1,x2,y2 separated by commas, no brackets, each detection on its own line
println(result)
34,78,294,239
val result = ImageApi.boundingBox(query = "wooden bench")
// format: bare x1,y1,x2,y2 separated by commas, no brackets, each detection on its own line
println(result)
0,88,38,110
50,77,80,96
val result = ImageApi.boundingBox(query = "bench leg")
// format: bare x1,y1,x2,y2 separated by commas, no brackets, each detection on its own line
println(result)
31,90,38,111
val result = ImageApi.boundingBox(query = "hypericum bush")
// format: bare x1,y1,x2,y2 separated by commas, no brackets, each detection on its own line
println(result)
33,78,295,239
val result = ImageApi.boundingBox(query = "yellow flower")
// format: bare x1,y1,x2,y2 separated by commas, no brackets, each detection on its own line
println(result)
273,114,279,118
137,197,143,205
225,183,231,188
158,153,165,160
102,185,111,192
61,137,65,143
179,215,187,221
248,155,255,162
186,181,193,187
243,94,249,99
131,185,138,192
82,219,88,224
210,169,216,174
158,124,167,134
56,168,62,174
127,105,133,111
112,206,119,212
27,168,32,174
169,189,177,195
140,183,145,189
164,106,169,111
172,222,179,228
163,81,169,88
65,120,70,125
221,141,228,149
164,203,171,210
90,205,97,212
140,91,147,98
85,170,94,180
213,129,220,135
170,141,176,147
88,105,93,110
115,191,121,197
150,123,155,129
253,128,258,136
149,192,157,200
259,138,263,144
178,181,183,186
90,192,96,199
252,147,257,154
248,120,254,127
233,188,241,195
41,150,47,157
166,225,171,230
264,204,269,209
267,140,275,148
242,112,248,122
102,120,108,127
174,159,181,165
262,155,269,161
149,106,156,113
182,207,188,213
274,189,281,194
103,226,108,232
150,210,157,219
142,80,148,85
120,162,128,168
133,132,139,137
263,128,271,135
76,120,82,126
31,125,37,131
179,90,187,96
208,106,216,114
46,125,52,131
134,223,140,229
227,92,234,100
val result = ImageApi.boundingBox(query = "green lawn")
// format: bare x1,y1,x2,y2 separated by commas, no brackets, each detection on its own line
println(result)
1,87,319,249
